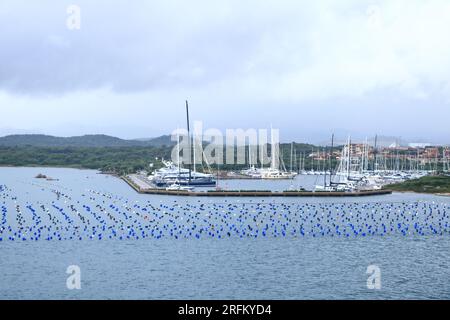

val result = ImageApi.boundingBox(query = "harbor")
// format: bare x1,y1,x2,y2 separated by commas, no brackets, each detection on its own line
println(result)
129,102,449,195
124,174,393,197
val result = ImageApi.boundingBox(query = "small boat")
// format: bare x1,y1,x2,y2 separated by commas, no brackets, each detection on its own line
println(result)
165,183,194,191
314,185,337,192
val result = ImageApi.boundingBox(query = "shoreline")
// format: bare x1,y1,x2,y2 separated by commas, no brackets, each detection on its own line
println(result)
0,166,448,197
122,175,393,198
0,164,91,170
383,190,450,197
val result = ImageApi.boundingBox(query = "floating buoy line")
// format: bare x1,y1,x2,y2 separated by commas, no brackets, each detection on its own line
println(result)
0,182,449,242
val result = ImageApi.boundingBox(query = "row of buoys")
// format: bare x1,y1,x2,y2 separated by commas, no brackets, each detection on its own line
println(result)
1,181,450,241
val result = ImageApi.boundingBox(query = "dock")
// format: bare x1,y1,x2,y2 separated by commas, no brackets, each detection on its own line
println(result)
123,175,392,197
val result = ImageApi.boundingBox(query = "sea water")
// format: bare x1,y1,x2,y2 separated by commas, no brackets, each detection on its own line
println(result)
1,167,449,300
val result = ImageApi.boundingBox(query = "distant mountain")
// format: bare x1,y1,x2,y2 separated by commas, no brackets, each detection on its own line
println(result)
132,135,175,147
0,134,176,148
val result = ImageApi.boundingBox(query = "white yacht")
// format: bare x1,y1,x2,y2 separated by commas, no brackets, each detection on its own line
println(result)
241,131,297,180
165,183,194,191
149,161,216,187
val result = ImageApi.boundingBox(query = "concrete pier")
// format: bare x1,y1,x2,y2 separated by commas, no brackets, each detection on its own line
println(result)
123,175,392,197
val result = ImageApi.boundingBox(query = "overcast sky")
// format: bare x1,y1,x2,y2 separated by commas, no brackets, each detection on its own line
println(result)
0,0,449,143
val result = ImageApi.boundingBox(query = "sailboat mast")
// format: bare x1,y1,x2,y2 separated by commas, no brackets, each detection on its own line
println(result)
270,125,278,170
347,137,351,179
185,100,192,183
249,144,252,168
177,130,181,175
329,134,334,186
290,142,294,172
193,132,196,173
294,147,298,173
373,134,378,173
324,144,327,187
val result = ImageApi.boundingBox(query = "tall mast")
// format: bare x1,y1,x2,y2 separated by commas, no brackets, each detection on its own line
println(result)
329,134,334,186
347,137,351,179
193,131,196,173
365,138,369,171
271,126,275,170
270,125,279,170
443,148,445,172
290,142,294,172
185,100,192,183
177,129,180,175
299,153,302,173
373,134,378,172
216,162,220,190
248,144,252,168
417,148,420,172
294,147,298,173
301,153,304,172
323,144,327,187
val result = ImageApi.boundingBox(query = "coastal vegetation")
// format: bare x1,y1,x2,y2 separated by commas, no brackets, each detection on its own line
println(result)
0,144,319,175
0,134,447,175
0,135,322,174
0,146,171,175
0,134,174,148
385,175,450,194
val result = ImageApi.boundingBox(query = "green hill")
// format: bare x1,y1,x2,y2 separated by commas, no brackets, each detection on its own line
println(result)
0,134,322,174
0,134,176,147
132,135,175,147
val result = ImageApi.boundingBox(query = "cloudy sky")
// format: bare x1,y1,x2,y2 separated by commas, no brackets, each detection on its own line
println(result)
0,0,449,143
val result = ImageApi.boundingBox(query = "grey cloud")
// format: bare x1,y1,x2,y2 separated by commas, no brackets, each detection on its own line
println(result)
0,0,282,94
